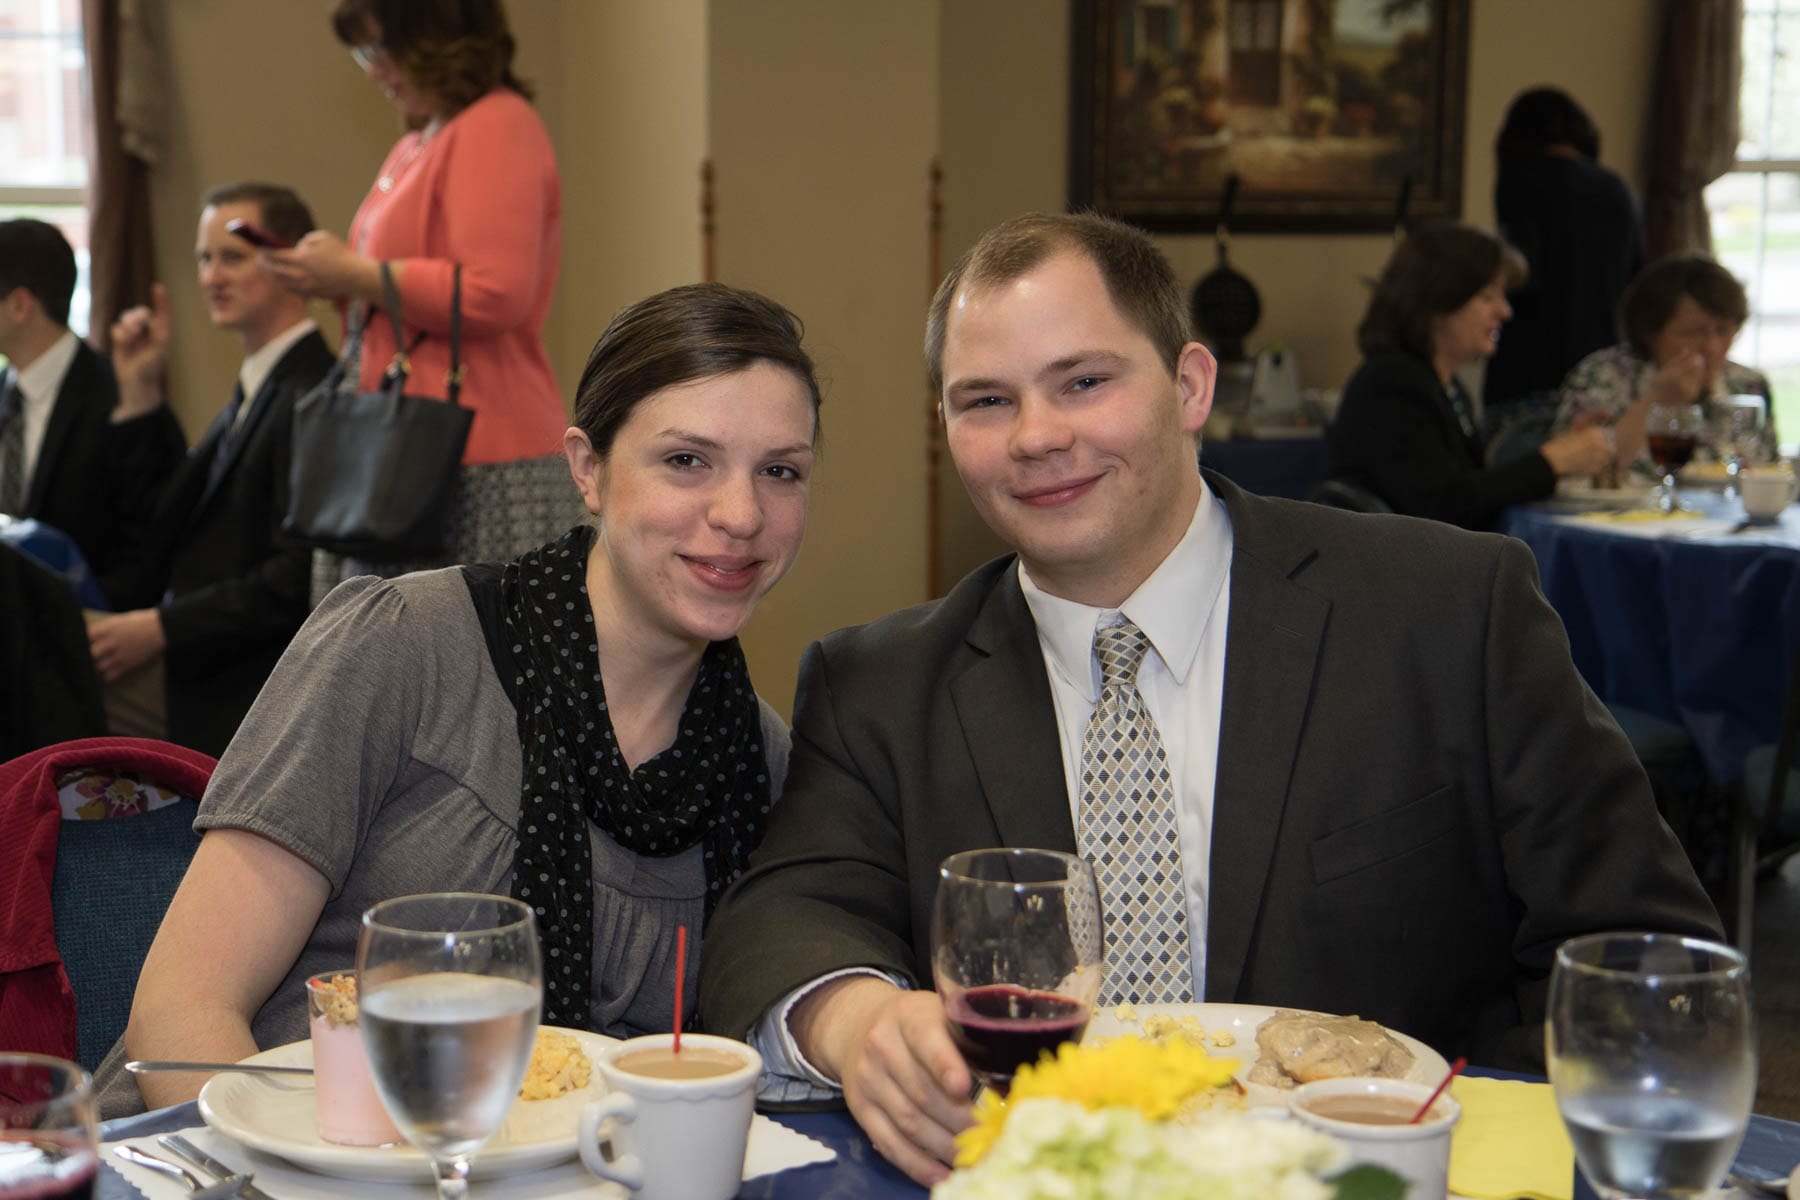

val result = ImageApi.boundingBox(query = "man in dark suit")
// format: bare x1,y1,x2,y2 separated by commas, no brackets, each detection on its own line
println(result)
698,212,1721,1186
87,183,335,757
0,219,186,600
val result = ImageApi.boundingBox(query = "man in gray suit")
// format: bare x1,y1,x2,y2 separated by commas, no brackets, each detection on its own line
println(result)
699,212,1719,1186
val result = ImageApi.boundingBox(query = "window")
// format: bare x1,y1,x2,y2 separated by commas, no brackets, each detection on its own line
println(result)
0,0,91,337
1706,0,1799,451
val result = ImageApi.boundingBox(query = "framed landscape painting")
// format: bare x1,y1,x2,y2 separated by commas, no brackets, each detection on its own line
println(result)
1069,0,1470,232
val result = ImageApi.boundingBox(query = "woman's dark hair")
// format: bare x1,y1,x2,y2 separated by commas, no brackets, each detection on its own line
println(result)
1496,87,1600,160
1357,220,1528,360
574,284,823,458
1618,255,1750,359
331,0,531,112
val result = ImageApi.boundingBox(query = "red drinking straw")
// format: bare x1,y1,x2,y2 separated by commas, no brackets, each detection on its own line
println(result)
1409,1055,1467,1124
672,924,689,1055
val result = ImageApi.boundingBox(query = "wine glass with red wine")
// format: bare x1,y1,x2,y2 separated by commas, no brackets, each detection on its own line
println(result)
1645,400,1704,513
931,848,1103,1094
0,1055,98,1200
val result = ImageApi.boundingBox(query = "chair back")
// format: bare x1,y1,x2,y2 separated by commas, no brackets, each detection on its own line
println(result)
1308,478,1393,514
1753,643,1800,844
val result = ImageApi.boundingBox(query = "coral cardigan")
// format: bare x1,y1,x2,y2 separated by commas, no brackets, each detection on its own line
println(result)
349,89,565,465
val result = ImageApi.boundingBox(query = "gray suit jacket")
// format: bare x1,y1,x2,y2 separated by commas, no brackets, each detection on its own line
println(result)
700,474,1720,1069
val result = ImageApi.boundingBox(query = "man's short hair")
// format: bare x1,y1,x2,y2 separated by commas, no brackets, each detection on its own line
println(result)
1619,255,1749,360
0,218,78,327
925,211,1192,395
200,181,317,248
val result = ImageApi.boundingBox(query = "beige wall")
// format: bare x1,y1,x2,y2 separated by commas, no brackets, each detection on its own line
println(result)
708,0,940,713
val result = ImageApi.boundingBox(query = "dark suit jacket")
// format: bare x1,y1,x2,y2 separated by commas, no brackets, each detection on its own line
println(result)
11,341,186,603
1327,348,1557,531
699,474,1720,1071
0,543,105,758
108,330,335,758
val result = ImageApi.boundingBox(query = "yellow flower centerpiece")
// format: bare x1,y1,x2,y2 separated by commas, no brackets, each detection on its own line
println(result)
933,1036,1404,1200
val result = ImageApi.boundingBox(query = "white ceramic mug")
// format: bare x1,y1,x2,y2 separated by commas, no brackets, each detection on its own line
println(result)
1741,467,1798,521
579,1034,761,1200
1290,1077,1461,1200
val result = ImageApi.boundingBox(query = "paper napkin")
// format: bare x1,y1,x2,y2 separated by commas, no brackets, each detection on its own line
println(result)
1448,1076,1574,1200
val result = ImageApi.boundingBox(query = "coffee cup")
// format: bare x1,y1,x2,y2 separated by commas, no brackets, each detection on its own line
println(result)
579,1034,761,1200
1741,466,1798,522
1290,1077,1461,1199
304,971,400,1146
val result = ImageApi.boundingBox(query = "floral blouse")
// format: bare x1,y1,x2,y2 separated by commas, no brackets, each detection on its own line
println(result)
1551,344,1773,471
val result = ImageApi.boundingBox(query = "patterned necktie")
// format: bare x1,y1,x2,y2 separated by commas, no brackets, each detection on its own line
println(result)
0,376,24,515
1078,619,1194,1006
205,383,247,493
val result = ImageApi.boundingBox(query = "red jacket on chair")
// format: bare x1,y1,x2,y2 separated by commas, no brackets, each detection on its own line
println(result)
0,738,214,1059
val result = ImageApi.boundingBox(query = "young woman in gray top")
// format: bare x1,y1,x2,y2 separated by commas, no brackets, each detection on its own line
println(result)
119,283,822,1113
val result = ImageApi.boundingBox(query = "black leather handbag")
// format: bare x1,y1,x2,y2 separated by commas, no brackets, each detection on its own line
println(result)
285,263,473,560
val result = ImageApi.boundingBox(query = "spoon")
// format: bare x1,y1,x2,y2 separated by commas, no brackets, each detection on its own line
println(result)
125,1059,313,1077
112,1145,253,1197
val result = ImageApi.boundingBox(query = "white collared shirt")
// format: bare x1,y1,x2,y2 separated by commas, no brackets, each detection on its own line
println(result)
7,329,81,492
753,482,1235,1101
1018,481,1233,1000
233,319,318,427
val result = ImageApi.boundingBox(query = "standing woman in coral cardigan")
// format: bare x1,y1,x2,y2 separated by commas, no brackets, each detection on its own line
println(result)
265,0,575,600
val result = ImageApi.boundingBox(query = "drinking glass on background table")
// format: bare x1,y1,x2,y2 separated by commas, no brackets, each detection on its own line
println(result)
0,1054,97,1200
357,893,542,1199
1547,932,1755,1200
1720,394,1769,487
1646,401,1704,513
931,848,1103,1094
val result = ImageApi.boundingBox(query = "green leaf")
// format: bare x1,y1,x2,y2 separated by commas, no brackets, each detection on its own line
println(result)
1330,1164,1409,1200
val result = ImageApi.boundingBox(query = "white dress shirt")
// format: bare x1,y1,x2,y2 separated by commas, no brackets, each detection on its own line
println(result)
6,329,81,495
753,482,1235,1099
234,319,318,426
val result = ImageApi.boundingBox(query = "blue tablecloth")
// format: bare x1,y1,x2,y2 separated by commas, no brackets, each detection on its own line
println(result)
1504,494,1800,784
96,1067,1800,1199
1200,433,1329,501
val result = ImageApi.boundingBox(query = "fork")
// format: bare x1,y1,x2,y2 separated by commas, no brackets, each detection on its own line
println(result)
112,1144,252,1197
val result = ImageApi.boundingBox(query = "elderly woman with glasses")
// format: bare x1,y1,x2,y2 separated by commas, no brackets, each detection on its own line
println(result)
261,0,573,598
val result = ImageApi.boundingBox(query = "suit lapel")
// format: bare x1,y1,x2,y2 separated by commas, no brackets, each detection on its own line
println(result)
1205,482,1329,1001
24,347,93,514
950,565,1078,854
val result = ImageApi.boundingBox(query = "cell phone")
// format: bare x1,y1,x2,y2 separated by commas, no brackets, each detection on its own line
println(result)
225,218,293,250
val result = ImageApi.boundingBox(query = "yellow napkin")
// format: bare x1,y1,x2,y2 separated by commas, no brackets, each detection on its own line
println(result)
1577,507,1689,523
1448,1076,1574,1200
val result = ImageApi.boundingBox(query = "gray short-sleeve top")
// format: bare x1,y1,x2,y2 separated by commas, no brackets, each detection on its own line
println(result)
196,568,791,1050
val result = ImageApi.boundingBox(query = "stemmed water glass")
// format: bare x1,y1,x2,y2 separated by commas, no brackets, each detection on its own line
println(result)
1720,394,1769,490
1645,401,1705,513
1547,932,1755,1200
357,893,542,1198
0,1055,97,1200
931,848,1104,1094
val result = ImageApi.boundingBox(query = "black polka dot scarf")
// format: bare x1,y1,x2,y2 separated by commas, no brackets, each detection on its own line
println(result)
501,525,772,1029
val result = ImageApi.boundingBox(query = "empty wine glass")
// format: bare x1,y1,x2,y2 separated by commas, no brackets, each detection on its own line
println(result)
1548,932,1755,1200
931,848,1103,1094
1645,401,1704,513
1721,394,1769,488
0,1055,97,1200
358,893,542,1199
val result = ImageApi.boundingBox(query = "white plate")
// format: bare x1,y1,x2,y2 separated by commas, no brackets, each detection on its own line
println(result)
198,1026,616,1183
1552,480,1661,510
1082,1002,1449,1108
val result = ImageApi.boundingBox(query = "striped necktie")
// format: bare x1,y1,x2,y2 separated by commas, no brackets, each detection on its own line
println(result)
204,383,248,493
0,375,24,515
1078,619,1194,1006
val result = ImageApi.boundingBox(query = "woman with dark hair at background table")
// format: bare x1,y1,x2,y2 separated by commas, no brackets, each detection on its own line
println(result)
1552,254,1774,473
106,284,822,1117
260,0,576,602
1483,87,1647,424
1327,220,1615,531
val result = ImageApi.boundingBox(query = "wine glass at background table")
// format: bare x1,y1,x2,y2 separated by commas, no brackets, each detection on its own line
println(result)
1548,932,1755,1200
0,1054,98,1200
1720,395,1769,489
357,893,542,1199
931,848,1103,1095
1646,401,1705,513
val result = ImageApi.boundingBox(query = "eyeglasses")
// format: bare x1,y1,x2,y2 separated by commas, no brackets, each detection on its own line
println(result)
349,43,388,70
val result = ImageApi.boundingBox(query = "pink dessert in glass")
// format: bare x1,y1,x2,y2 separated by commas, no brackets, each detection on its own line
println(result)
305,971,401,1146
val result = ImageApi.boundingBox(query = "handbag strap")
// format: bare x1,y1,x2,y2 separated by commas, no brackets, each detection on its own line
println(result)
376,261,464,407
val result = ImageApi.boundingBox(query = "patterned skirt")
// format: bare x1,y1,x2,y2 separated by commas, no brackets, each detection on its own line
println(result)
309,453,586,607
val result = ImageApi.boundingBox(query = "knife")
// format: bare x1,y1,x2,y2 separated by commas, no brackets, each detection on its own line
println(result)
159,1134,276,1200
